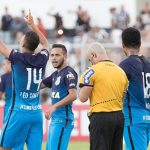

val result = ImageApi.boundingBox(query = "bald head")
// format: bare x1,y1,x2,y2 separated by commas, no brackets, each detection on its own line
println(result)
87,42,108,65
88,42,107,56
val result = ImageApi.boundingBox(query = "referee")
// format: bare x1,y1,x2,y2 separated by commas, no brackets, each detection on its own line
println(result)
79,42,128,150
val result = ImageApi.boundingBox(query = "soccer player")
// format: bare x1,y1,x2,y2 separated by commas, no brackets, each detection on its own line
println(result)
0,59,24,150
0,10,49,150
0,59,12,124
41,44,78,150
79,42,128,150
119,27,150,150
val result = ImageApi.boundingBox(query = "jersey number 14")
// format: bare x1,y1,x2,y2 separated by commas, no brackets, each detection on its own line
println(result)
26,68,42,91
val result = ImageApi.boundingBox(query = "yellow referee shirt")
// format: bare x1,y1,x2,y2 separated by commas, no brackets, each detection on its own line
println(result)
79,61,128,113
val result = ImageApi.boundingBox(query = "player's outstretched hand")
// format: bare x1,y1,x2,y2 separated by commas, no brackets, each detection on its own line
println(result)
45,105,56,120
24,10,34,26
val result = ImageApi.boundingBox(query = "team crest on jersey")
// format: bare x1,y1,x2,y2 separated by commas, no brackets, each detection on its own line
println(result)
55,76,61,86
66,72,75,80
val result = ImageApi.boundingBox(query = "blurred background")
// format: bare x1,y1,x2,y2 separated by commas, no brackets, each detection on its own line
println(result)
0,0,149,149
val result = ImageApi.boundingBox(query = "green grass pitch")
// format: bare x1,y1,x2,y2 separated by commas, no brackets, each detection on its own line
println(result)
25,142,150,150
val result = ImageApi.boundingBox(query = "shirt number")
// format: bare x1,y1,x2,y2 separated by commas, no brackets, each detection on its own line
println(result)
142,72,150,98
26,68,42,91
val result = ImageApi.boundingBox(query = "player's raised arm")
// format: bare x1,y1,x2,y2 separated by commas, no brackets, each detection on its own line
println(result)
24,10,49,50
0,41,11,58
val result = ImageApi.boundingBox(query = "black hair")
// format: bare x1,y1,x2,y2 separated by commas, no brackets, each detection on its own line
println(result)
52,44,67,54
24,31,40,51
122,27,141,49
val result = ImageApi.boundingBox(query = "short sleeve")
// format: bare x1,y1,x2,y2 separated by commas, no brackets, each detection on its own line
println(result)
39,49,49,60
119,62,131,80
42,75,52,88
65,70,78,90
9,49,21,64
0,75,5,92
28,49,49,66
9,49,49,66
79,68,95,88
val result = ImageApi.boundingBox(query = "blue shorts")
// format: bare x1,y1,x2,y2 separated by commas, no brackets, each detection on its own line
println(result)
124,123,150,150
12,144,24,150
46,118,74,150
0,110,43,150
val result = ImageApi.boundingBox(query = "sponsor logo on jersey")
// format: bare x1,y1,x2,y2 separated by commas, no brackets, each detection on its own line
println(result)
20,104,42,110
41,50,48,56
51,92,60,98
66,72,75,80
69,83,76,87
84,69,95,84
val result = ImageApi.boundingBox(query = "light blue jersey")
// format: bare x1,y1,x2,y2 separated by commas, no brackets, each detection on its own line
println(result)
9,49,49,112
120,55,150,150
0,49,49,149
43,66,78,150
0,72,12,123
43,66,78,120
120,55,150,125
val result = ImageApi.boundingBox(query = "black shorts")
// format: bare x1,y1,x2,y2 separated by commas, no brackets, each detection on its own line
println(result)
89,111,124,150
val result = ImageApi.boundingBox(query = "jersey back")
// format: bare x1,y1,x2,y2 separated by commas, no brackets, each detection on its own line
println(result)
120,55,150,125
9,49,49,112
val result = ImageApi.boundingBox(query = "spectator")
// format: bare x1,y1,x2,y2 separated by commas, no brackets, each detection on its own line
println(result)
77,6,91,32
37,17,47,37
10,17,26,43
109,7,117,29
13,10,31,44
47,12,63,38
116,5,130,30
19,9,30,33
47,12,63,30
140,2,150,28
69,6,91,32
0,7,13,44
1,7,13,32
133,16,144,30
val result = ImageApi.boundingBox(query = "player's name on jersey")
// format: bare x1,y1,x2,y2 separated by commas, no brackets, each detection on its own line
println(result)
20,104,42,110
19,91,39,99
143,115,150,121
